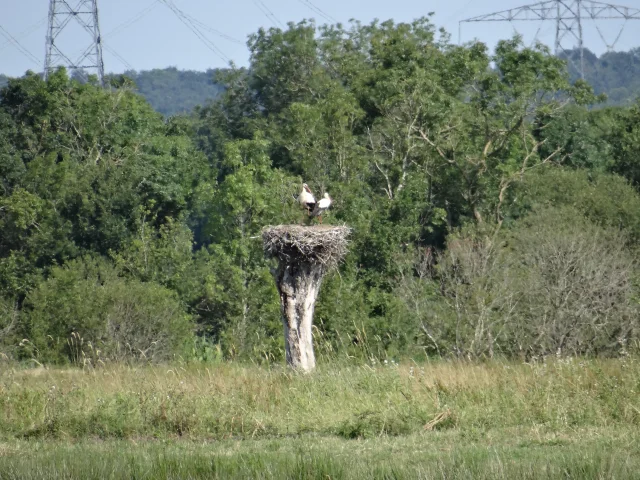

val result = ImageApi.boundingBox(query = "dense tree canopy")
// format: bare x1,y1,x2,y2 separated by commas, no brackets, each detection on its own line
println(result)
2,18,640,364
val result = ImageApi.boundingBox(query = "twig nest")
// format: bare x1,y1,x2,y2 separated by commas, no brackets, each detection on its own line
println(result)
262,224,351,269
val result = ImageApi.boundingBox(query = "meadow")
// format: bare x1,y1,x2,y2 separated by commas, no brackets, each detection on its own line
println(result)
1,358,639,478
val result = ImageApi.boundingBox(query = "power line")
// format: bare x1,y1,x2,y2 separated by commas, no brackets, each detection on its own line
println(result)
70,0,239,73
180,13,244,45
441,0,474,25
160,0,231,64
104,0,161,39
0,16,47,52
0,24,40,66
162,0,231,62
252,0,285,28
297,0,336,24
103,42,134,71
68,39,134,73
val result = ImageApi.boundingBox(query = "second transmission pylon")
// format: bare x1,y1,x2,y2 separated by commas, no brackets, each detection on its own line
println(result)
460,0,640,78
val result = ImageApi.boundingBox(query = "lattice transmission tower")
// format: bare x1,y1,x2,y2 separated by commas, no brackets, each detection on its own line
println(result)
460,1,640,78
44,0,105,85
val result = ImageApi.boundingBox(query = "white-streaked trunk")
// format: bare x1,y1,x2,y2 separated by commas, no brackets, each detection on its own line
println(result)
274,261,324,372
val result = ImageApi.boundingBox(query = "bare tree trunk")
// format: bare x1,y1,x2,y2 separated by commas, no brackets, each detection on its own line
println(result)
274,261,324,371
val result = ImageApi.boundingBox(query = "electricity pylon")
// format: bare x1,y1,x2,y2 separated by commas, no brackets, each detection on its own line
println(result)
44,0,105,85
459,0,640,78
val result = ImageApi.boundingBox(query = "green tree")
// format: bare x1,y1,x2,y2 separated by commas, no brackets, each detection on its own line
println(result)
0,68,207,301
194,136,299,358
608,100,640,187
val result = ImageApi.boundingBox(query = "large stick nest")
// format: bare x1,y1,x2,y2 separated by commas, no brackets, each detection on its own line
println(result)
262,225,351,269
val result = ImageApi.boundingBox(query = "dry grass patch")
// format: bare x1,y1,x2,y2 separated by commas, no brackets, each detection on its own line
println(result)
0,358,638,441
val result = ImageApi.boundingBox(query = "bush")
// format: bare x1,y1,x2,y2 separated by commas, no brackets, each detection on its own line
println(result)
425,208,639,358
22,257,193,364
504,208,638,357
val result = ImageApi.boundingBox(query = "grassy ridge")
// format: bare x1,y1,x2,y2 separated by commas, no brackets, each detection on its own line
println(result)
1,358,639,478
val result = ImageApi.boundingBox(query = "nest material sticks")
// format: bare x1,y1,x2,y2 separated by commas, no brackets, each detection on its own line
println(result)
262,225,351,269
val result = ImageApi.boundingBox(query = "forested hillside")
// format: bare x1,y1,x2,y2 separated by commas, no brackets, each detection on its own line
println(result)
565,47,640,105
115,67,224,116
2,18,640,364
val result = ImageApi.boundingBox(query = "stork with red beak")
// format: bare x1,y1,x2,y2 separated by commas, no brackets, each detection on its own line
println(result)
298,183,316,216
311,192,332,223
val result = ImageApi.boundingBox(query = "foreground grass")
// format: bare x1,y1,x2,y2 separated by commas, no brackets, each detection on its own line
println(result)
1,429,639,479
1,358,639,478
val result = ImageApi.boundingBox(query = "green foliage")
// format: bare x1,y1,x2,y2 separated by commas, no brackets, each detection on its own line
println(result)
607,99,640,186
22,256,193,364
0,296,19,352
533,104,614,170
0,67,206,296
192,136,298,358
511,167,640,242
113,214,195,295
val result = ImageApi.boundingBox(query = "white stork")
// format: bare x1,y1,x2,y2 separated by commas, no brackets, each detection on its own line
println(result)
298,183,316,216
311,192,332,223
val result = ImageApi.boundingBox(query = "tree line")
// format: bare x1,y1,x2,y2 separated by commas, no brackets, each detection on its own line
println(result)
1,17,640,364
5,45,639,117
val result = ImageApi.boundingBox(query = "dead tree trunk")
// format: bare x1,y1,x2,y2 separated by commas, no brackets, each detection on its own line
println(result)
263,225,350,372
275,261,323,370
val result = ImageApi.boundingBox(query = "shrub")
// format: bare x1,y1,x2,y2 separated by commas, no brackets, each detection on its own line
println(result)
23,257,193,364
504,207,638,357
422,208,639,358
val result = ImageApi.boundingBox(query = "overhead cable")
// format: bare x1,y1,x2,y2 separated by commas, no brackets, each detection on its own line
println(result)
104,0,161,39
160,0,231,64
252,0,285,28
103,42,135,71
0,16,47,52
297,0,336,24
177,10,243,44
0,24,40,66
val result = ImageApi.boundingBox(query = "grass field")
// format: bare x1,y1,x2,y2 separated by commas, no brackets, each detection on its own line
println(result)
1,358,639,478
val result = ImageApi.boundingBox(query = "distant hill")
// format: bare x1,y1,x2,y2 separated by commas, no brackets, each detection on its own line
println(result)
563,47,640,105
116,67,224,116
0,74,8,90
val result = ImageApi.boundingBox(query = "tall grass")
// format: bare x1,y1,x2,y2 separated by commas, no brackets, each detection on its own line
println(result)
1,358,639,441
1,358,639,478
1,432,639,479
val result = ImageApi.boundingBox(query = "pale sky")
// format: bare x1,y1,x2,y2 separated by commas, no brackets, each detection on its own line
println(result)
1,0,638,77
